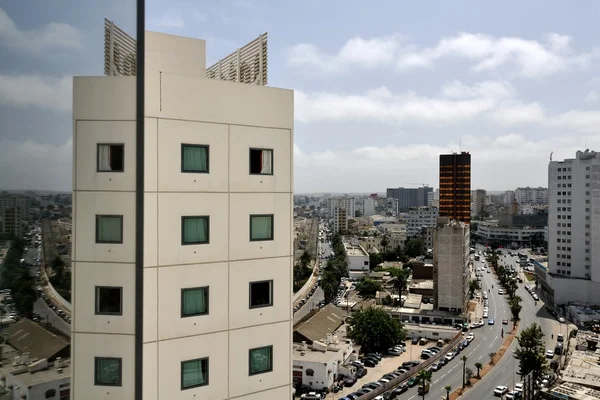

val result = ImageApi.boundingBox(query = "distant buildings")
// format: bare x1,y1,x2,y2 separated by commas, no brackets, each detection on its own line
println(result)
538,150,600,306
515,186,548,204
433,218,470,314
0,194,31,237
470,189,486,215
330,197,356,232
342,237,370,276
386,186,433,211
439,152,471,224
406,207,438,238
363,198,376,217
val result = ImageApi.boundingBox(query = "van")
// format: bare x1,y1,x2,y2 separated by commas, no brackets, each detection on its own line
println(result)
437,339,444,347
417,382,430,395
419,338,428,345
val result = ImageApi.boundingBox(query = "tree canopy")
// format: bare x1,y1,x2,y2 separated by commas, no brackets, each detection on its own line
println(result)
404,237,426,257
355,277,382,299
347,306,406,353
0,238,36,317
514,323,547,380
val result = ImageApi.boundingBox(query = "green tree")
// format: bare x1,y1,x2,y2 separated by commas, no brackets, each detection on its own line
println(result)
300,250,311,267
486,250,500,269
489,352,496,365
474,362,483,378
404,237,426,257
380,236,389,250
444,385,452,400
387,267,411,297
347,307,406,353
319,268,339,304
416,369,432,400
355,277,383,299
468,279,480,298
514,323,548,381
354,210,363,218
465,367,474,385
461,355,468,388
509,295,523,323
369,252,383,270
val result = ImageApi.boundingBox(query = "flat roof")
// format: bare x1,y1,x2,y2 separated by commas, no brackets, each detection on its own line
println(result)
343,242,368,257
12,362,71,387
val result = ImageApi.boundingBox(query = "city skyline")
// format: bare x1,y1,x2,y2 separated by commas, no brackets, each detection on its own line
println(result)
2,1,600,192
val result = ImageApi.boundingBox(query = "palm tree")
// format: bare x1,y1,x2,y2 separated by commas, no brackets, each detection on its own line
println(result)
319,268,338,304
474,362,483,378
416,369,433,400
509,295,523,324
444,384,452,400
461,355,468,389
489,352,496,365
388,267,411,298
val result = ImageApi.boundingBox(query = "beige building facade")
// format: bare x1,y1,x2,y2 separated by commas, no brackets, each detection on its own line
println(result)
71,32,294,399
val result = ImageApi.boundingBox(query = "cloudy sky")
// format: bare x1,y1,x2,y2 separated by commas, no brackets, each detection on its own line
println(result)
1,1,600,193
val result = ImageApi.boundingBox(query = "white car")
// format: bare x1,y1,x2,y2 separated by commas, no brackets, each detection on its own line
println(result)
483,307,489,312
515,383,523,392
483,312,489,318
498,289,504,295
546,349,555,358
466,333,475,342
494,385,509,396
506,391,519,400
558,317,566,323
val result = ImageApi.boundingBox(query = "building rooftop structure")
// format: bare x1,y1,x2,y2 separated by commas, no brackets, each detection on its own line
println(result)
560,330,600,390
293,304,348,344
3,319,70,361
543,381,600,400
343,242,369,257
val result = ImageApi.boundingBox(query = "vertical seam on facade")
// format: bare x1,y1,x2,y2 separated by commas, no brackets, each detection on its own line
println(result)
156,117,160,398
227,123,231,399
134,1,145,399
71,119,77,396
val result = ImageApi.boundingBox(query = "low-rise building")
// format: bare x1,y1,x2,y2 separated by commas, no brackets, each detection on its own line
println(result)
342,238,370,275
476,223,546,245
406,207,438,237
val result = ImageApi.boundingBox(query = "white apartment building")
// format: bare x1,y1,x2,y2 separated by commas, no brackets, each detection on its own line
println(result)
502,190,515,206
71,31,293,399
475,224,546,245
515,186,548,204
342,238,370,275
0,194,31,220
470,189,486,215
406,207,438,237
363,198,375,217
544,150,600,305
331,198,356,233
433,218,470,314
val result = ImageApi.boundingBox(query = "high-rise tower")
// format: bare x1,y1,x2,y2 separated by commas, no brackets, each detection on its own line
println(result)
439,152,471,224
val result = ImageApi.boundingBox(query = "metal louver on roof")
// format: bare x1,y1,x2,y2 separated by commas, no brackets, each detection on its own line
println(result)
205,33,268,86
104,19,137,76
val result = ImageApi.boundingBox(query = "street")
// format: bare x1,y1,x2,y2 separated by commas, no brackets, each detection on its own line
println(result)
34,298,71,337
294,237,329,325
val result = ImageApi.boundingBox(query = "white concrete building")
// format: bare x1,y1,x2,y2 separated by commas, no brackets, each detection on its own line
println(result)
475,224,546,245
363,198,375,217
502,190,515,206
433,218,470,314
544,150,600,305
515,187,548,204
406,207,438,237
71,32,293,399
4,358,71,400
342,238,370,274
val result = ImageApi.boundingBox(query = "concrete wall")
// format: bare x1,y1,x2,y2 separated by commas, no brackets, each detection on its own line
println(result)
434,222,470,312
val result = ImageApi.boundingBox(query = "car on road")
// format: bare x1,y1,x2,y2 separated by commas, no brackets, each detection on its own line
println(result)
483,312,489,319
488,318,495,325
429,362,441,372
506,390,521,399
502,318,509,325
494,385,509,396
557,334,564,343
558,316,566,323
546,349,555,358
515,383,524,393
407,377,419,387
466,333,475,342
388,384,408,398
498,289,504,295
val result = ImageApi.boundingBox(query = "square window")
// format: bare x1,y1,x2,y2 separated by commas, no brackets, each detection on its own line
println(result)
249,148,273,175
181,216,209,245
181,358,209,390
249,280,273,308
249,345,273,376
250,214,274,241
97,144,124,172
94,357,122,386
95,287,122,315
96,215,123,244
181,287,209,317
181,144,209,173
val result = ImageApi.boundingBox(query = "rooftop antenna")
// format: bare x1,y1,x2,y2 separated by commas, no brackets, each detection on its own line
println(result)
550,151,553,162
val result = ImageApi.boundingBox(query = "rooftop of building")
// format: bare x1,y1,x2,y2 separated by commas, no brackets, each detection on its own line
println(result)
343,242,368,257
293,324,356,363
409,280,434,291
561,331,600,389
3,319,69,361
294,304,348,344
0,345,70,387
545,381,600,399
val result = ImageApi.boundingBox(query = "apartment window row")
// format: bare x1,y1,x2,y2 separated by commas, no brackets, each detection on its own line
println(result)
94,346,274,389
556,247,572,252
557,167,572,172
96,143,274,176
95,214,275,244
557,184,572,188
557,199,571,204
93,280,274,318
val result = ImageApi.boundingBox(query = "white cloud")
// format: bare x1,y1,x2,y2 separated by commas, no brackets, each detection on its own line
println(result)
440,80,515,99
585,89,600,103
0,7,83,53
149,9,186,30
293,133,600,193
0,74,72,112
288,32,591,78
0,139,72,191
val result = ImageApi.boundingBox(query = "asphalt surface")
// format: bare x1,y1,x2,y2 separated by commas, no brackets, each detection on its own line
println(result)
383,244,510,400
293,239,329,325
34,298,71,337
461,247,569,400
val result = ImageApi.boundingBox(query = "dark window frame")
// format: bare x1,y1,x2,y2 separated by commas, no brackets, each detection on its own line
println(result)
248,345,273,376
95,286,123,316
95,215,124,244
249,148,274,176
181,286,209,318
97,143,125,173
94,357,122,387
249,279,273,309
249,214,274,242
181,216,210,245
181,357,209,390
181,144,210,174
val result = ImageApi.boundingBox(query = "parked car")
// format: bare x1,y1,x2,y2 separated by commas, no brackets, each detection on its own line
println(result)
344,376,357,387
494,385,509,396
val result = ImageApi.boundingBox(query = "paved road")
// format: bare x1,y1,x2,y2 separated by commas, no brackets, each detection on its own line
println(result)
294,287,324,325
34,298,71,337
389,246,510,400
462,247,570,399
